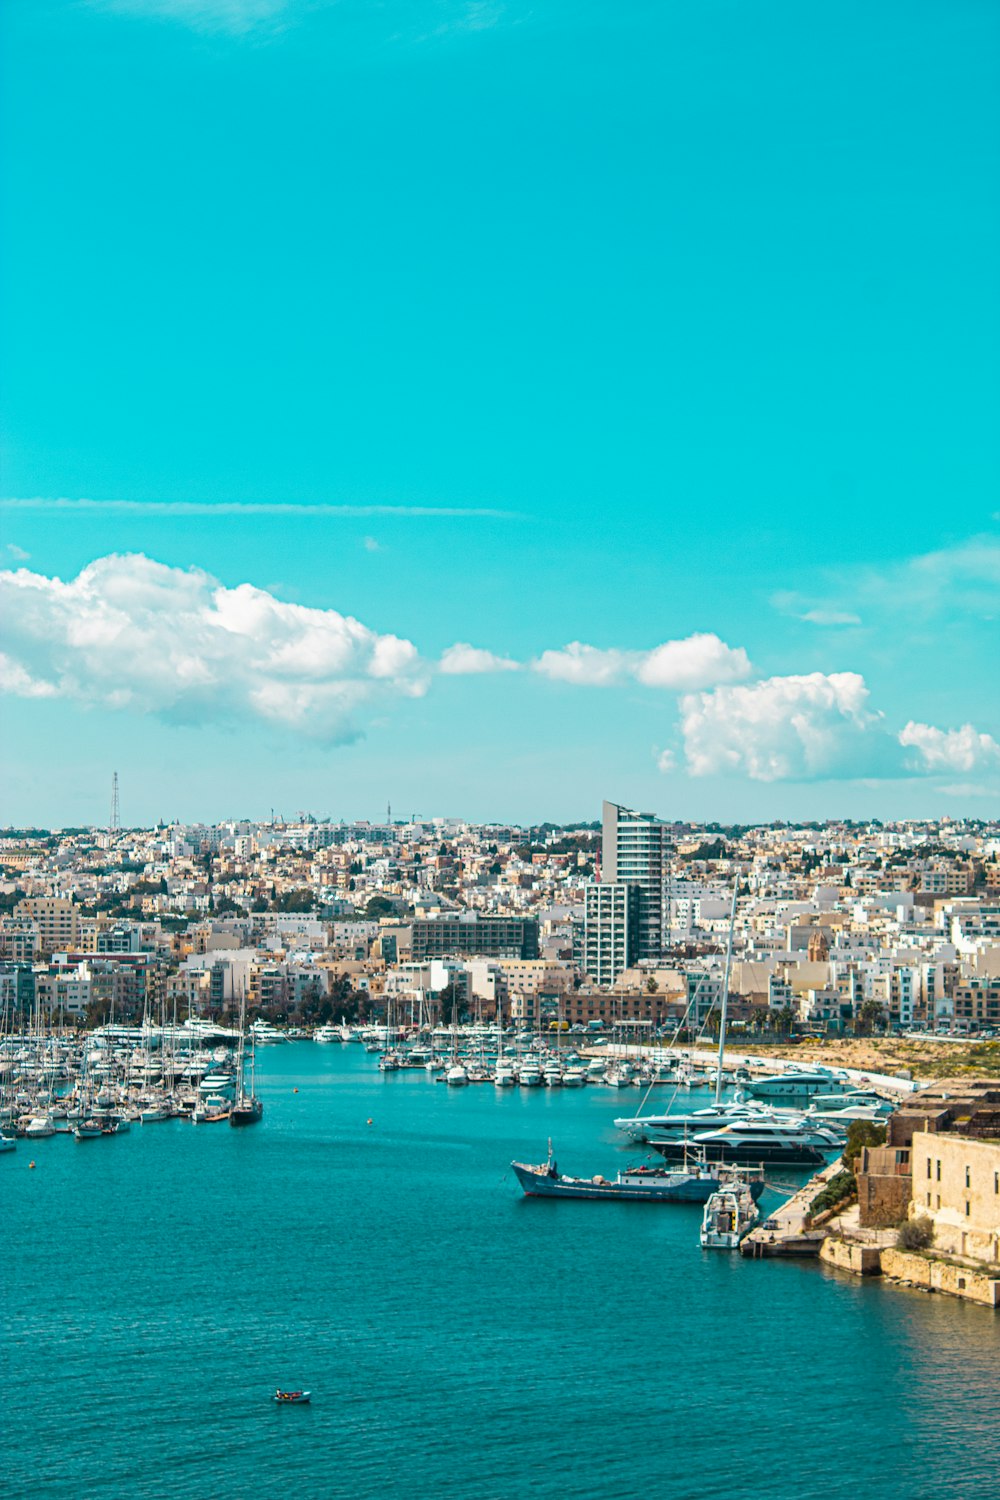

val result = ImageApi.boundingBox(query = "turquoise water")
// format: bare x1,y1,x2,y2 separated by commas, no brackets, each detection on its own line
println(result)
3,1044,998,1500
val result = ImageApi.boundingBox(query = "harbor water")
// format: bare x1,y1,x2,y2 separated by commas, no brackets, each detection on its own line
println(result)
3,1043,999,1500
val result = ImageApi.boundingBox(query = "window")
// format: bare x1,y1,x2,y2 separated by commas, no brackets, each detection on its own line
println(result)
936,1160,941,1181
966,1202,971,1217
966,1165,971,1189
936,1195,941,1209
927,1158,932,1179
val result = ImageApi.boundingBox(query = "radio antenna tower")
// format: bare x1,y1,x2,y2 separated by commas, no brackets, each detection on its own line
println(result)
110,771,120,833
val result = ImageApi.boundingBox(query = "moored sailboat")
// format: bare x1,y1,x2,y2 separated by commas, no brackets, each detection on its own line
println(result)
230,994,263,1127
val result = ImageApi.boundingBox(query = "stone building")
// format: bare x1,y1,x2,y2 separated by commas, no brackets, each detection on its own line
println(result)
909,1130,1000,1263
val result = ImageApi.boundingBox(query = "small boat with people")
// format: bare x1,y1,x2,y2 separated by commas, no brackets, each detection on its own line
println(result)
273,1389,311,1404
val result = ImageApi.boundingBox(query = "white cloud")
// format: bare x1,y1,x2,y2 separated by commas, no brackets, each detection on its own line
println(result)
439,643,520,675
93,0,291,35
0,554,427,741
899,721,1000,775
656,748,676,773
634,634,751,689
532,642,630,686
679,672,889,782
773,536,1000,630
0,653,58,699
5,543,30,562
771,591,862,627
533,633,751,690
799,609,862,627
1,497,519,520
362,536,383,553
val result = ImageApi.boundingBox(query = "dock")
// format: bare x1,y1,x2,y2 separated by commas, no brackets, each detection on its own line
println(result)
740,1157,845,1258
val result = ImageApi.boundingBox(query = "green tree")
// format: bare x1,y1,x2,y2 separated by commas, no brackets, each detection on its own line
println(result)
773,1004,795,1035
272,888,316,912
854,999,887,1036
364,895,396,920
842,1118,886,1166
437,982,467,1025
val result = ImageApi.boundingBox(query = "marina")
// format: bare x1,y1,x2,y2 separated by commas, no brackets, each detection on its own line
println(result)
4,1041,1000,1500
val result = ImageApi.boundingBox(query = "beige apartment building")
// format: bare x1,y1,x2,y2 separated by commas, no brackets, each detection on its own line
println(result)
910,1130,1000,1264
952,977,1000,1030
15,897,80,953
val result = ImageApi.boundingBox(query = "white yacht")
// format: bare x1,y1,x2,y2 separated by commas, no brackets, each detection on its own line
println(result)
313,1023,343,1044
250,1021,287,1045
745,1070,847,1101
616,1101,808,1142
700,1179,759,1248
652,1118,838,1167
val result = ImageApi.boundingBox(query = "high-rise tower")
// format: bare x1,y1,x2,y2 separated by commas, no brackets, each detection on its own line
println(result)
600,800,671,960
110,771,120,834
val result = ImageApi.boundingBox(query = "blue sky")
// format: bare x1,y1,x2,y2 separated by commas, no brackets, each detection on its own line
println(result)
1,0,998,827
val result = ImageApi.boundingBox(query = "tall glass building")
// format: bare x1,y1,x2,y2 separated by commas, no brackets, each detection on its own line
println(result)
600,800,671,961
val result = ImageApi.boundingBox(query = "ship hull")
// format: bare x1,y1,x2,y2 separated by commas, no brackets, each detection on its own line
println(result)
511,1162,761,1203
229,1101,263,1126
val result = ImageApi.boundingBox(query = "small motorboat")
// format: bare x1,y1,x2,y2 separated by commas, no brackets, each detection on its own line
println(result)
273,1389,311,1404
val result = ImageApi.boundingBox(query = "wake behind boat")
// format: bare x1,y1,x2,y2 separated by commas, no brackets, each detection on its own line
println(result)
511,1144,765,1204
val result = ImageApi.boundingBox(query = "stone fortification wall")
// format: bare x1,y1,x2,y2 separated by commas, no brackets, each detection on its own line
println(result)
880,1248,999,1306
819,1239,882,1276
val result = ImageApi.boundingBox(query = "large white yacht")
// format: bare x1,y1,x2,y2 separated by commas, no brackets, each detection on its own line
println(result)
744,1070,849,1101
313,1023,343,1044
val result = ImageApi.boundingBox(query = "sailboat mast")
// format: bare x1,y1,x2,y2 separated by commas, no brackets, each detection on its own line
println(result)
714,882,739,1106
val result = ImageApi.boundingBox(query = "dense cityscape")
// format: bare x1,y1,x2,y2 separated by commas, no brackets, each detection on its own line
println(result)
5,0,998,1493
4,800,998,1037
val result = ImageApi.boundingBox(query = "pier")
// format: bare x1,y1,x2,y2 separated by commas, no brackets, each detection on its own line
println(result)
740,1157,845,1258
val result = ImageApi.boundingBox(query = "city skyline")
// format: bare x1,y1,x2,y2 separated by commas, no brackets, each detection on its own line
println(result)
2,1,999,825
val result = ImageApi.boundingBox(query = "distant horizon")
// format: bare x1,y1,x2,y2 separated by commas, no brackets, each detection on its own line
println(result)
4,807,995,835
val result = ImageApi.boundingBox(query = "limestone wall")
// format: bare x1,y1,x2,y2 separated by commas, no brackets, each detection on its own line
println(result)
880,1247,1000,1307
819,1238,882,1276
909,1131,1000,1263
